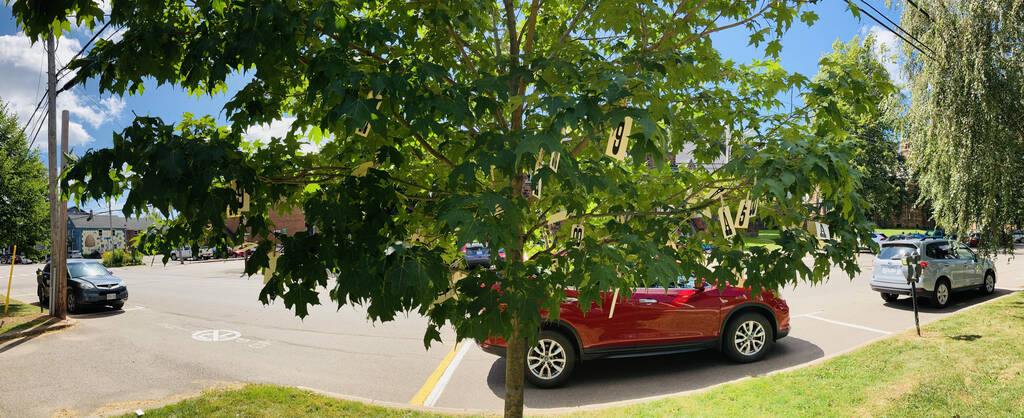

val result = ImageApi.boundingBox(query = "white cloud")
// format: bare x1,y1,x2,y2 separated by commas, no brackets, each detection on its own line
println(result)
860,25,904,86
243,117,322,154
0,31,126,149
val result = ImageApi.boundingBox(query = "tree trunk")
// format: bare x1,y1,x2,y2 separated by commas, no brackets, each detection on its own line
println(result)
503,318,526,418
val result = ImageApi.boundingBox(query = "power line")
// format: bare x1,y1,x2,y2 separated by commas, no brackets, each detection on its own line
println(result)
857,0,937,57
844,0,937,61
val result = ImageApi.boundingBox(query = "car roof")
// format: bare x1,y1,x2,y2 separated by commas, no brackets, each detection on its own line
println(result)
884,238,956,245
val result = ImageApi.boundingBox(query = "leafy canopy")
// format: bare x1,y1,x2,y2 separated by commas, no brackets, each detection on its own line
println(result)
12,1,886,351
900,0,1024,250
0,99,49,254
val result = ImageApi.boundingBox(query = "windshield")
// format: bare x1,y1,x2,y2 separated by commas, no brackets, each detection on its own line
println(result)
878,244,918,260
68,262,110,278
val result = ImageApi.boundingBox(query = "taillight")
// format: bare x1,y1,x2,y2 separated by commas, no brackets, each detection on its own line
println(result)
920,261,929,269
881,237,886,240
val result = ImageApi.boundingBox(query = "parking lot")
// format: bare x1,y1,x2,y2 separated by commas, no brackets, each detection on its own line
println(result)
1,250,1022,416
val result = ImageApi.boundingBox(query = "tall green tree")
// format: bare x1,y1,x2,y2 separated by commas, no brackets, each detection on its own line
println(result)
899,0,1024,250
0,100,49,256
814,35,903,225
12,1,887,414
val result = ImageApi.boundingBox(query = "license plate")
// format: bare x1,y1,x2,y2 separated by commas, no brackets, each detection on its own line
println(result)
106,293,116,300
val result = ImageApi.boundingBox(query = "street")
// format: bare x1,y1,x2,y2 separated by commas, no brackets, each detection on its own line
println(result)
1,251,1021,416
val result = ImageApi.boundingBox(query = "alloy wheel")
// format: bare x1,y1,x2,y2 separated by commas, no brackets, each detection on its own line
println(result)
527,338,567,380
936,283,949,305
734,320,766,356
986,275,995,293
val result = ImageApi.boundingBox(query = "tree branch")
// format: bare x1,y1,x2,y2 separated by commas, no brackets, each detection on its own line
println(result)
671,0,780,50
392,113,456,169
559,0,594,44
647,0,712,51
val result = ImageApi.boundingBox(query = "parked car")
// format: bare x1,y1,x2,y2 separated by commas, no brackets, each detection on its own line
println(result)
170,246,196,261
869,238,995,308
36,259,129,312
68,250,83,259
967,233,981,247
199,247,215,259
1013,230,1024,243
479,276,790,387
462,242,491,268
859,232,887,252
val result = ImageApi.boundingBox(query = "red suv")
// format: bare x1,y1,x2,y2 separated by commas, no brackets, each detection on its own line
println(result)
479,277,790,387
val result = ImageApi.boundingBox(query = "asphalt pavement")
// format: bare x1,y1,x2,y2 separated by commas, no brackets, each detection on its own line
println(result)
1,250,1021,416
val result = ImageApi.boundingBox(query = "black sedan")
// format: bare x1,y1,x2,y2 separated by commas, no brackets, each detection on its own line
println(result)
37,259,128,312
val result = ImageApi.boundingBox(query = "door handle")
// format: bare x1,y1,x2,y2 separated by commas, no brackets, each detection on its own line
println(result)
638,298,658,304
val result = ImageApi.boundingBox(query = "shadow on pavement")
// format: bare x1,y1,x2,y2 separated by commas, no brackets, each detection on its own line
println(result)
485,336,823,408
881,288,1016,314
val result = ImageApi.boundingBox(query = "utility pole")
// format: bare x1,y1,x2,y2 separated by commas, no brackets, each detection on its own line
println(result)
45,32,67,318
55,110,69,319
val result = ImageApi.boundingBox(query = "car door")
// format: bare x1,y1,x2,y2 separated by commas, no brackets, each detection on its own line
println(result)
630,282,720,344
956,243,981,288
558,288,647,348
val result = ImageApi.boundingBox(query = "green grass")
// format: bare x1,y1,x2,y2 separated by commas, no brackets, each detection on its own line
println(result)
875,228,929,236
0,298,51,335
125,292,1024,418
743,229,781,250
116,385,447,418
588,291,1024,417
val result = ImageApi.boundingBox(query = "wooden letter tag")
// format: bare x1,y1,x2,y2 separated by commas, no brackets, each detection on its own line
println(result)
717,204,736,239
605,116,633,160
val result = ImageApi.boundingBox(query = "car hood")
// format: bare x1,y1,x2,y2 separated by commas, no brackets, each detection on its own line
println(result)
74,275,122,286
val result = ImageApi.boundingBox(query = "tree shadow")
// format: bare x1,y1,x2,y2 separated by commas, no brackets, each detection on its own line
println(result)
948,334,982,341
486,336,824,408
881,288,1016,314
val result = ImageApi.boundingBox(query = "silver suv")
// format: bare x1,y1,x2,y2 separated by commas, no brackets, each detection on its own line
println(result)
870,239,996,308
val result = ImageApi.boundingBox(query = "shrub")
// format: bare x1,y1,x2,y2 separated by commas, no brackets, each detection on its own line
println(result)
101,249,144,267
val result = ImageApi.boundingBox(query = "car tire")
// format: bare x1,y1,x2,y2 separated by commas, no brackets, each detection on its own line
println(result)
979,272,995,295
932,279,951,308
67,292,78,314
171,253,178,261
722,312,775,363
111,301,125,310
525,330,577,388
881,293,899,303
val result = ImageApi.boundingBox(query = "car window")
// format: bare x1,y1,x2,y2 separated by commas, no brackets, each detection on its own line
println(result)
878,244,918,260
68,262,110,278
925,242,953,259
639,276,696,289
956,244,976,261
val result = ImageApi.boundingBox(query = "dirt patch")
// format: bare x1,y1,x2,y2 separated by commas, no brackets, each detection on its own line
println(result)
999,363,1023,382
854,376,922,416
89,381,247,416
0,313,52,334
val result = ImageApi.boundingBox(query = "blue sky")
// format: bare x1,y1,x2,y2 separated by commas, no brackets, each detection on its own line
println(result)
0,1,902,214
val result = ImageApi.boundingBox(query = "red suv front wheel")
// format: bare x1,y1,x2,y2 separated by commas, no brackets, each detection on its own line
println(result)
722,312,774,363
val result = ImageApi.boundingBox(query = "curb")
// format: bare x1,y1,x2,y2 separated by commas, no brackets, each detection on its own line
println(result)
0,318,78,342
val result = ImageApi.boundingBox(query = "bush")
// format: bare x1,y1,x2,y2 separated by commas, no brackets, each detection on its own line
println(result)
101,249,144,267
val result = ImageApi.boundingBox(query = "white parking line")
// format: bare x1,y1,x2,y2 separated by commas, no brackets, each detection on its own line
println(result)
123,305,145,311
803,313,892,335
424,341,472,407
790,311,824,318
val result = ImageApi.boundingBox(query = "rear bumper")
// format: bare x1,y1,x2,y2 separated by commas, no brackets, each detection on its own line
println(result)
871,284,932,298
479,342,506,357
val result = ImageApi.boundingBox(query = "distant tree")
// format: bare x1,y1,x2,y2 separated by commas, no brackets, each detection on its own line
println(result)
0,99,49,256
13,2,890,415
813,35,903,226
899,0,1024,250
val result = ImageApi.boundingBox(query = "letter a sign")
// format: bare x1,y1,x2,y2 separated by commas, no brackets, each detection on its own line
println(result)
355,92,384,137
605,117,633,160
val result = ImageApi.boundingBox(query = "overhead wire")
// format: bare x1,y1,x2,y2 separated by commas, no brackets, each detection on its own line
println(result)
843,0,937,61
857,0,937,57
